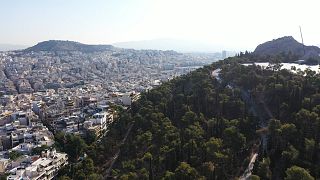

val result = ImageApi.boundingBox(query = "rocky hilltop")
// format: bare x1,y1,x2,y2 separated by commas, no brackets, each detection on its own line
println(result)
24,40,114,53
253,36,320,60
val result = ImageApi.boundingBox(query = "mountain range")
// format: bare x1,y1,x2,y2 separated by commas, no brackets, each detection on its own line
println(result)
113,39,226,53
0,44,28,51
5,37,319,61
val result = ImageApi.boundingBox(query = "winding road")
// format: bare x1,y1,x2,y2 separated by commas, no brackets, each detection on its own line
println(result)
211,69,273,179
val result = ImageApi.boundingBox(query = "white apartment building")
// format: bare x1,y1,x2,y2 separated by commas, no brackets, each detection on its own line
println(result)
7,149,68,180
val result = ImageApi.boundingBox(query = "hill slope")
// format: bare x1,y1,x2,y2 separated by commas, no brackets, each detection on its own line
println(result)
253,36,320,59
54,38,320,179
24,40,114,52
84,56,318,179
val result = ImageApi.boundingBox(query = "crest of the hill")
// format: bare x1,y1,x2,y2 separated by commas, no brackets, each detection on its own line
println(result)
24,40,114,53
253,36,320,59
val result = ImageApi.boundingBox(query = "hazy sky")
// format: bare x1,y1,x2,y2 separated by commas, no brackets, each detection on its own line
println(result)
1,0,319,51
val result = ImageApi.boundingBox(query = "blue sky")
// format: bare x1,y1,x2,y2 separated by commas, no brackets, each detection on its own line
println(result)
0,0,148,44
1,0,319,51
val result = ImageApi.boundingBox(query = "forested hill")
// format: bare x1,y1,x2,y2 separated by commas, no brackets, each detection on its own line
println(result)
57,54,320,180
100,55,319,179
253,36,320,64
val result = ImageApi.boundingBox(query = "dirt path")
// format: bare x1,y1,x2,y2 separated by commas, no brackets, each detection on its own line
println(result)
103,123,134,179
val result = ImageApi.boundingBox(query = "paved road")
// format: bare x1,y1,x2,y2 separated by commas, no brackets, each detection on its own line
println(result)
239,153,258,180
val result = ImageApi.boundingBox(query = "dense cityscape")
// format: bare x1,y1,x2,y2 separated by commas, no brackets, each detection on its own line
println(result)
0,42,228,179
1,0,319,179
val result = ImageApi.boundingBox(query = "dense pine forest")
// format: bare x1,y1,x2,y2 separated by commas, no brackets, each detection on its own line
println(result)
58,54,320,180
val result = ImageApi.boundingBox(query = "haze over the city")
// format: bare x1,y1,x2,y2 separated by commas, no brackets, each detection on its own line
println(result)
1,0,320,180
1,0,319,51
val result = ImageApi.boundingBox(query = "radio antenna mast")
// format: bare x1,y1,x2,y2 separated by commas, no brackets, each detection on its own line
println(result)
299,26,306,56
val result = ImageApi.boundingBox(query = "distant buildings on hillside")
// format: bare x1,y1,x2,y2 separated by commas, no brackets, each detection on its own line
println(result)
221,50,235,59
